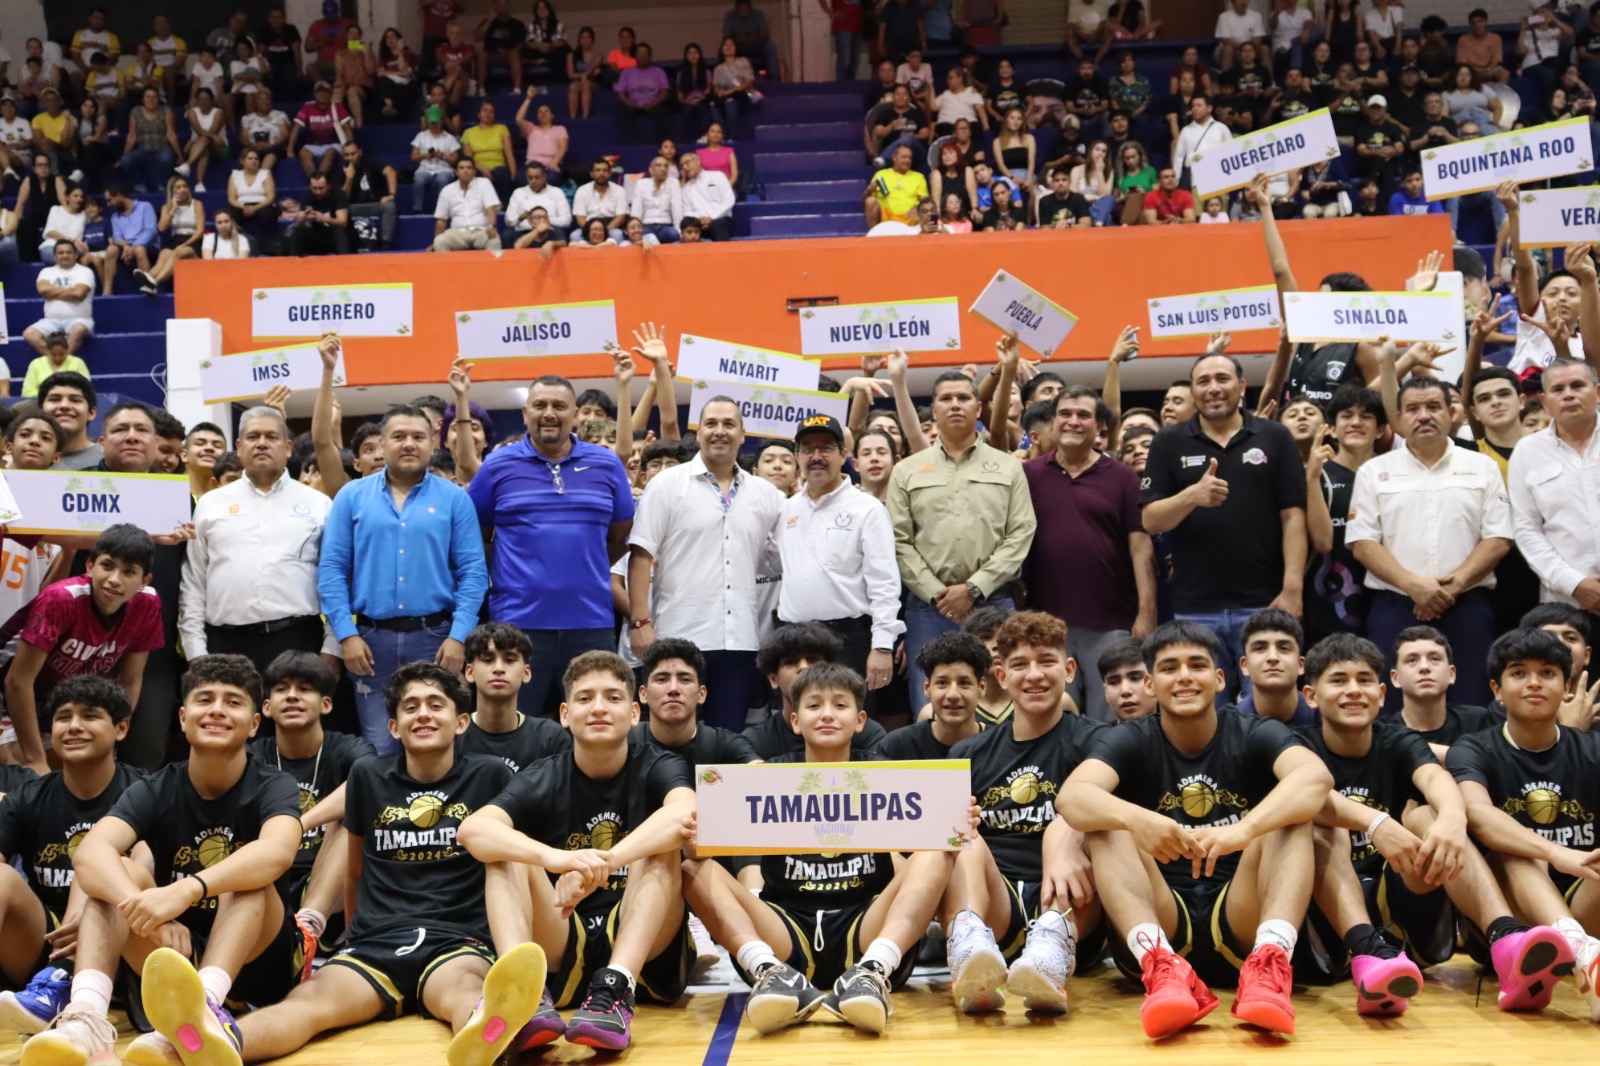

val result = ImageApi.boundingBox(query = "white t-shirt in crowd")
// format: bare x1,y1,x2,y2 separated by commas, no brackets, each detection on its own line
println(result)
411,129,461,176
241,109,289,148
434,176,500,229
203,231,252,259
1271,7,1315,51
40,263,95,321
0,116,32,151
1215,8,1266,42
935,87,985,125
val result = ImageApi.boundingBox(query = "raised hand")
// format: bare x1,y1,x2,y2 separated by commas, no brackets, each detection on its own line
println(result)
1246,172,1271,209
317,329,341,369
263,384,291,414
1565,241,1597,284
448,357,473,399
1205,331,1232,355
1305,424,1334,480
888,347,910,378
995,331,1021,370
1471,307,1516,344
1409,249,1444,293
1495,178,1520,214
612,349,636,387
1109,324,1140,364
861,353,885,377
630,321,670,367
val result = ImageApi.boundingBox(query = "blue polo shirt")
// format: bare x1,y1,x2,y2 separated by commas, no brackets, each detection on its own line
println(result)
467,434,635,630
318,470,489,643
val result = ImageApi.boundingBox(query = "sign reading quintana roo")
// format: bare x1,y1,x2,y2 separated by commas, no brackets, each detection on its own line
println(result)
3,470,191,536
1190,109,1339,199
1283,290,1460,344
694,760,974,855
684,378,848,441
1147,285,1282,338
1512,186,1600,247
455,300,620,359
968,269,1079,358
200,343,348,404
797,298,962,356
676,335,820,392
1422,117,1591,200
252,283,414,338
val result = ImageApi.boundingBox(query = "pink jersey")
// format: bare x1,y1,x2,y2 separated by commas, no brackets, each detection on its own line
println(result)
294,101,350,145
18,575,163,696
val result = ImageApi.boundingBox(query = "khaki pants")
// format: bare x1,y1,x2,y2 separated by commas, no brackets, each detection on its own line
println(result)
433,226,503,251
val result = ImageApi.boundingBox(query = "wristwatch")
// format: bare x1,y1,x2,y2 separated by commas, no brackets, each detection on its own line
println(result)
965,581,984,603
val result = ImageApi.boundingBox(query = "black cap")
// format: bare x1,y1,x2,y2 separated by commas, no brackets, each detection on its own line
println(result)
794,413,844,444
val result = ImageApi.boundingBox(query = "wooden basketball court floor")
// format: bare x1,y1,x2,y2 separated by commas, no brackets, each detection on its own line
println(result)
3,952,1596,1066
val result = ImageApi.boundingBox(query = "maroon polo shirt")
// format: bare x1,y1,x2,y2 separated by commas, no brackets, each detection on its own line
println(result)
1022,451,1144,631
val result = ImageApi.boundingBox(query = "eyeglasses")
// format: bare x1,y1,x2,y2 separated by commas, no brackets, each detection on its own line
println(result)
547,461,565,495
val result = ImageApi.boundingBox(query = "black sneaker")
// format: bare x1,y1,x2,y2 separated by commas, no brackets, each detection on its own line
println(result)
822,960,892,1034
745,962,825,1035
565,967,634,1050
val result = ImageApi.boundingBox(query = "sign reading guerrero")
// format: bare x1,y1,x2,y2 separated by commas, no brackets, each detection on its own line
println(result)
797,298,962,356
455,300,620,359
677,334,821,392
1190,108,1339,199
1283,290,1460,344
3,470,191,537
1511,186,1600,247
684,378,849,441
969,269,1079,358
1422,117,1591,200
694,760,974,855
1148,284,1282,338
200,342,347,404
252,283,414,338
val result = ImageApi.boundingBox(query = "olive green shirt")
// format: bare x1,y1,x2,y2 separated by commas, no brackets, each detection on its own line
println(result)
888,437,1037,603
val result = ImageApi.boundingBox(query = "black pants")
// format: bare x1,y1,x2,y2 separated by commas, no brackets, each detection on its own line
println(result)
120,647,182,770
288,224,352,257
701,649,762,732
519,627,616,718
205,617,328,676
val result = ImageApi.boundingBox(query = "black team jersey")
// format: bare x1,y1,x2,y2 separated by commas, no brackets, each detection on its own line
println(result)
1298,724,1436,877
459,715,572,773
628,721,760,765
342,752,512,940
744,712,887,760
0,764,146,915
249,731,375,887
1449,725,1600,896
758,750,893,914
1389,704,1501,747
1089,712,1303,894
953,713,1105,883
108,757,302,936
488,744,694,921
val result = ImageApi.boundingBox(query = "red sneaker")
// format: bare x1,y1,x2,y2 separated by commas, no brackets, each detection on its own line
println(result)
1232,944,1295,1034
1139,944,1219,1038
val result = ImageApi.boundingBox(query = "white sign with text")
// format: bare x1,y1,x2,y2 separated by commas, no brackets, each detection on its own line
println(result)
968,270,1079,358
797,298,962,356
1283,290,1461,344
3,470,191,536
455,300,620,360
684,378,849,441
252,283,414,338
677,335,821,392
200,343,347,404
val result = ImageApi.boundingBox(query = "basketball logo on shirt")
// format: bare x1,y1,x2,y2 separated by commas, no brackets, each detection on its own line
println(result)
568,812,625,852
174,827,236,870
1500,781,1594,846
35,823,93,864
1159,774,1247,823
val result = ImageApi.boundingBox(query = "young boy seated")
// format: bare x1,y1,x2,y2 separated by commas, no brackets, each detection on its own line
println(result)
458,623,570,772
1450,627,1600,1020
248,651,375,956
1235,609,1316,726
746,623,886,760
1297,634,1573,1014
1099,636,1157,723
878,632,989,759
1390,626,1500,760
1062,620,1335,1038
2,523,163,773
1519,604,1597,728
634,637,760,764
0,678,144,1035
170,661,544,1066
21,655,306,1066
459,651,697,1052
942,611,1107,1015
683,662,968,1035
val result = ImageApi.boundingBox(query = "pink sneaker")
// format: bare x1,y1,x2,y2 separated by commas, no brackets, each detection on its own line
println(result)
1351,954,1423,1016
1491,926,1576,1011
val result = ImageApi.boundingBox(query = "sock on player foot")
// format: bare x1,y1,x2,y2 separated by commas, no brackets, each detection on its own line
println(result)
1342,923,1398,960
1035,910,1077,940
198,967,233,1006
1254,920,1298,956
736,941,782,975
70,970,114,1018
1485,916,1525,945
1555,917,1591,963
296,908,328,940
1127,923,1172,962
607,964,636,993
861,938,903,973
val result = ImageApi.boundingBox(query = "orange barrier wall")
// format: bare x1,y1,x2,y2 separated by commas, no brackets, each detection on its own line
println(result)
173,216,1455,387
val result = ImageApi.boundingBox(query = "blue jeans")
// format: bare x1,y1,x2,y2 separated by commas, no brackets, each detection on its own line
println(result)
519,627,616,718
833,30,861,81
413,169,453,213
351,622,450,755
1175,605,1269,701
120,147,175,194
0,235,17,265
1089,196,1115,226
641,223,679,243
904,594,1016,710
1446,188,1507,237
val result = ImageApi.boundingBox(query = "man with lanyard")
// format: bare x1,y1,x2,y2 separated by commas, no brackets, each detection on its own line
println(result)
468,373,634,717
318,404,488,752
1173,93,1231,190
777,414,903,702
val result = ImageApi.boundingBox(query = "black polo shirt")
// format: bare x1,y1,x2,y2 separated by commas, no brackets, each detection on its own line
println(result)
1140,412,1306,613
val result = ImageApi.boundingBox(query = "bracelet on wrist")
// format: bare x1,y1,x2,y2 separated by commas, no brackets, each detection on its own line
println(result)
1366,812,1390,838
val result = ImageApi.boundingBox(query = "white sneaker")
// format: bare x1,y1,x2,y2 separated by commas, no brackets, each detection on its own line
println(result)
174,163,191,178
68,169,84,184
194,182,206,193
1005,916,1076,1013
124,1030,182,1066
21,1006,120,1066
688,913,720,981
1580,945,1600,1023
946,911,1007,1013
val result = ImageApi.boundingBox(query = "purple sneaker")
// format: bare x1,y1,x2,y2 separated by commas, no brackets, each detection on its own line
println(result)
511,988,567,1051
565,967,635,1051
139,947,243,1066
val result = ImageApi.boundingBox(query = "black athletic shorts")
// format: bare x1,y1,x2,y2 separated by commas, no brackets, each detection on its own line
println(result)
1298,867,1456,977
549,902,689,1010
729,898,920,991
189,906,303,1010
326,923,494,1019
284,870,346,955
1110,880,1245,989
997,878,1110,970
